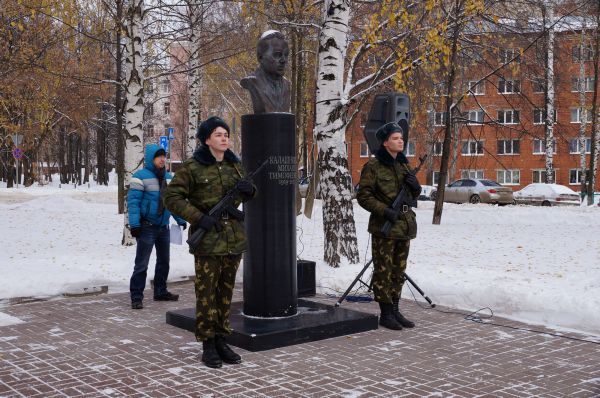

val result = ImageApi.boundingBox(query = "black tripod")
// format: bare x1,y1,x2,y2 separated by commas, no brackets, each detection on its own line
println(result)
335,258,436,308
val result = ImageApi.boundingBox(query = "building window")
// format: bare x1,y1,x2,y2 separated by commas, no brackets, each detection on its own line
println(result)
467,80,485,95
570,107,592,123
461,169,484,179
569,137,592,154
499,48,521,64
432,171,446,185
532,77,545,93
405,141,416,157
532,138,557,154
572,45,594,62
148,124,154,136
498,79,521,94
497,169,520,185
467,110,484,124
569,169,587,184
497,110,520,124
433,141,443,156
359,142,370,157
533,109,557,125
164,102,170,115
160,80,171,93
461,140,484,156
571,77,595,92
497,139,520,155
434,111,448,126
532,169,555,183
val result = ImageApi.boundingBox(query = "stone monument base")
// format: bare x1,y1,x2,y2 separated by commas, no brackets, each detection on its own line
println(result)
166,299,378,352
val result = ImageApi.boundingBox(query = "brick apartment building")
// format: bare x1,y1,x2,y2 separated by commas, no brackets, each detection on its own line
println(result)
345,26,600,194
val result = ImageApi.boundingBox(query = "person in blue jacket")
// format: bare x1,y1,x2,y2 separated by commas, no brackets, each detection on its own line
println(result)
128,144,187,309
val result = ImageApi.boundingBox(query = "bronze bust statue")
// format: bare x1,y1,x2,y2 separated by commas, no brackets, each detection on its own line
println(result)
241,30,291,114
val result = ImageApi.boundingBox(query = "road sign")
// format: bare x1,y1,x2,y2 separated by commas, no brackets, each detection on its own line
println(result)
159,136,169,152
12,147,23,160
168,127,174,140
11,134,23,147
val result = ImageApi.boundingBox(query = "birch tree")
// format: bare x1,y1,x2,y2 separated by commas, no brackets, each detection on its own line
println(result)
544,2,555,183
577,23,589,196
186,3,204,157
122,0,145,245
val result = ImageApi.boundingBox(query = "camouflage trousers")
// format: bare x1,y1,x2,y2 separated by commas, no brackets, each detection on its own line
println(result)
193,255,241,342
371,236,411,304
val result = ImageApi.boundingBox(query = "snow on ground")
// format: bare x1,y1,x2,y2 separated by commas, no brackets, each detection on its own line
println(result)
1,183,599,336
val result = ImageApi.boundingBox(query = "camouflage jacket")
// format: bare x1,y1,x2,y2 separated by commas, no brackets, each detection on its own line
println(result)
357,148,419,240
163,146,255,256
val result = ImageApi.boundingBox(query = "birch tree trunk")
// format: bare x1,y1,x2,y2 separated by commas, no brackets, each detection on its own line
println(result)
544,4,555,183
578,26,588,196
587,9,600,205
314,0,359,267
186,3,203,158
122,0,145,246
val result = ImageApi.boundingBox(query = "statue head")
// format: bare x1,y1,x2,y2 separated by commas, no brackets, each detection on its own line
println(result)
256,30,289,78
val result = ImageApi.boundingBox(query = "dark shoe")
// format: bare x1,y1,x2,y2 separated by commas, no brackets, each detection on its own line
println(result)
378,302,403,330
202,338,222,368
153,291,179,301
215,335,242,364
131,300,143,309
393,299,415,328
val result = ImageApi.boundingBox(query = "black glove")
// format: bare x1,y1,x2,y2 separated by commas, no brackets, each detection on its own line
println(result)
130,227,142,238
404,172,421,192
383,208,399,222
178,223,187,231
236,179,254,195
196,214,222,232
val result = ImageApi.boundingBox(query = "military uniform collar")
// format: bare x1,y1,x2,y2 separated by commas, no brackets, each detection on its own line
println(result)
193,145,240,165
375,147,408,166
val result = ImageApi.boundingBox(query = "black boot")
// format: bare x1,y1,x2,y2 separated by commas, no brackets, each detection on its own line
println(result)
215,335,242,364
392,299,415,328
202,338,222,368
378,302,403,330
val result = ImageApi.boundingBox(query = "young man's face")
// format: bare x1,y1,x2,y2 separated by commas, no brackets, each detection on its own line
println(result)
259,38,289,77
153,155,166,169
383,132,404,153
205,126,230,153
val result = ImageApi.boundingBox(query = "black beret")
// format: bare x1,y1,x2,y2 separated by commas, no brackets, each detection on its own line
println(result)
375,122,404,144
196,116,230,144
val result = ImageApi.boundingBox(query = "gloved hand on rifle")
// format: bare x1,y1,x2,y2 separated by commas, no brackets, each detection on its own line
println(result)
404,172,421,192
383,208,400,222
235,179,254,195
195,214,222,232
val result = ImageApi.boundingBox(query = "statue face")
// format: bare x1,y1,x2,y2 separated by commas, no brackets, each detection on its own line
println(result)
258,38,289,77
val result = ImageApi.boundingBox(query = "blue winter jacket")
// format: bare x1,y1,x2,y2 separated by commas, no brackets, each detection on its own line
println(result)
127,144,186,228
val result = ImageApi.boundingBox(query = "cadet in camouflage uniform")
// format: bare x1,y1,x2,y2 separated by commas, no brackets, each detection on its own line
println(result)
357,122,421,330
163,116,256,368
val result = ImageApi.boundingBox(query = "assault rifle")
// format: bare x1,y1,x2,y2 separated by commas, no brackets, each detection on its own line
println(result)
187,159,268,252
380,154,427,237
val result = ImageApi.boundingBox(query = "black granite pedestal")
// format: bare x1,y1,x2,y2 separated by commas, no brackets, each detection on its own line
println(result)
166,299,378,351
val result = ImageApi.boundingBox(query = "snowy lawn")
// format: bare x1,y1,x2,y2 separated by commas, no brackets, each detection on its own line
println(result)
1,184,599,337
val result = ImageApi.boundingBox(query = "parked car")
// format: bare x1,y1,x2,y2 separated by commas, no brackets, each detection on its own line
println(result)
513,183,580,206
419,185,437,201
444,178,514,205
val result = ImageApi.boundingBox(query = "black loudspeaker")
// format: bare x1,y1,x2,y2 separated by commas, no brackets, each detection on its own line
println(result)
363,93,410,154
297,260,316,297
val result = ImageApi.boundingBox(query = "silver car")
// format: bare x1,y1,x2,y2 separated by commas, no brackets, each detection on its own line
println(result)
444,179,514,205
513,183,580,206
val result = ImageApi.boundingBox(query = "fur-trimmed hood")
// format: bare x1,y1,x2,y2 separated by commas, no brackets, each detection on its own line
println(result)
192,145,240,165
375,147,408,166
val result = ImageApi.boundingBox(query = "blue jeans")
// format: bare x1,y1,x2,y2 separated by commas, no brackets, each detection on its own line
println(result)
130,224,170,301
